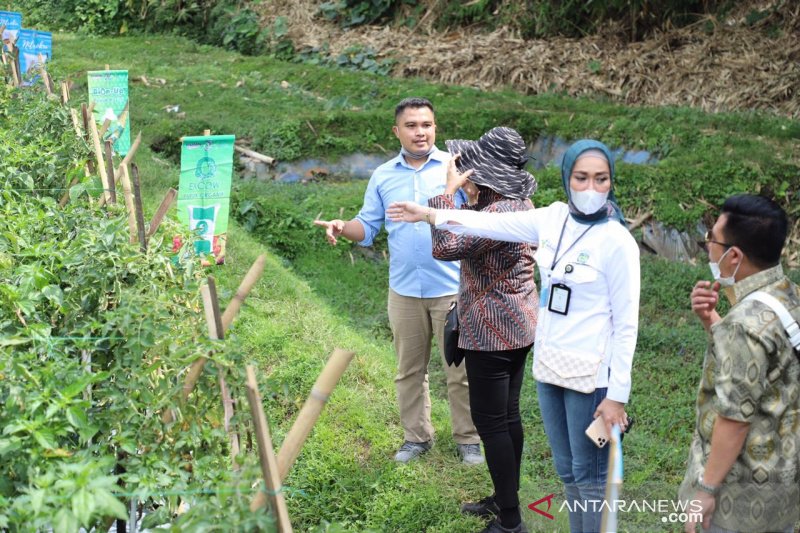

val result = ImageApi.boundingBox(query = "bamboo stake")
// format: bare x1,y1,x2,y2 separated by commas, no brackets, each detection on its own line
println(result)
88,116,112,203
116,131,142,171
10,48,20,87
37,55,53,94
219,370,240,470
69,108,82,136
103,140,117,204
200,278,240,468
234,144,275,165
146,188,177,239
130,163,147,252
58,177,80,208
201,277,224,341
245,366,293,532
120,164,137,243
277,349,354,478
250,349,354,511
164,255,267,423
43,70,54,96
80,103,90,142
220,254,267,332
60,80,70,104
99,117,112,138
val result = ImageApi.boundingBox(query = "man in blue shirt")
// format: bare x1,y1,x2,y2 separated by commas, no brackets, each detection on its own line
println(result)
314,98,482,464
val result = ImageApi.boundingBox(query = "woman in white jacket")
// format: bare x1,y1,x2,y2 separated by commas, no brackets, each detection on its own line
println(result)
388,139,639,533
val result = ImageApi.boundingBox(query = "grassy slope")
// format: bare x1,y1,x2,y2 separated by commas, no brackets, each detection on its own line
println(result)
44,32,800,532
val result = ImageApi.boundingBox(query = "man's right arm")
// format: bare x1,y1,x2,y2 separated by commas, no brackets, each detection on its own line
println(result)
313,218,365,246
315,171,382,246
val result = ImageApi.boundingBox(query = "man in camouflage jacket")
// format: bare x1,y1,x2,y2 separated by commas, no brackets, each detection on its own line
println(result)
681,194,800,533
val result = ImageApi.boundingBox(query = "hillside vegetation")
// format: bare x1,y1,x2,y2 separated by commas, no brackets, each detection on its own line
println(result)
1,11,798,532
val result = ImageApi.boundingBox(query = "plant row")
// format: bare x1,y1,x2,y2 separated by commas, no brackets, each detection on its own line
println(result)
0,73,272,530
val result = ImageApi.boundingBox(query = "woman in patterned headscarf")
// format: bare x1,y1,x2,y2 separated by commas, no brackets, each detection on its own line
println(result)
388,139,640,533
429,126,538,533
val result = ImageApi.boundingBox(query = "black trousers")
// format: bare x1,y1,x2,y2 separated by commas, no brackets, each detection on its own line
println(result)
464,344,532,510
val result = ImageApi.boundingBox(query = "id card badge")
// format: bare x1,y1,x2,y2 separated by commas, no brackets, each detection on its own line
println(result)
548,283,571,315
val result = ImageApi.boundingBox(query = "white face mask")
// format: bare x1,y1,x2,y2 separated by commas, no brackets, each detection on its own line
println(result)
570,188,609,215
709,247,741,287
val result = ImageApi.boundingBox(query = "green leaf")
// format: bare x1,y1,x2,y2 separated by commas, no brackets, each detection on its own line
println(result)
32,430,58,450
52,509,78,533
0,438,21,456
30,489,45,514
61,374,93,399
66,406,89,429
94,488,127,519
72,488,95,526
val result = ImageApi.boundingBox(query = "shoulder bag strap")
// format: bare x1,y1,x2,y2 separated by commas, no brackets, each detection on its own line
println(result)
744,290,800,351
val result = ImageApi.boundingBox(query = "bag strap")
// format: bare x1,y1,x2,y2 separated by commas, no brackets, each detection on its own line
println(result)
743,290,800,351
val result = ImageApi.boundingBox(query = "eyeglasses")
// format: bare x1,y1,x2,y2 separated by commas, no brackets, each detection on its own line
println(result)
704,230,732,249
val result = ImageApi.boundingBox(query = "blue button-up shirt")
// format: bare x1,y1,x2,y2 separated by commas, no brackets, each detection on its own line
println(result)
355,148,465,298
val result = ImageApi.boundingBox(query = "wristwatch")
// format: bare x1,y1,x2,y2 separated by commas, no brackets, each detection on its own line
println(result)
696,473,719,496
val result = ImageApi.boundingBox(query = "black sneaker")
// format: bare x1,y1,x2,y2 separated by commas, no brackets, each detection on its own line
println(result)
461,494,500,518
478,517,528,533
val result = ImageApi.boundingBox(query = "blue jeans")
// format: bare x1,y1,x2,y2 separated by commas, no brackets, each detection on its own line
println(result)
537,382,609,533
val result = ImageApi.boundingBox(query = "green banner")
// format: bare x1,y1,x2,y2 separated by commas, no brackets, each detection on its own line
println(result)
177,135,234,264
87,70,130,156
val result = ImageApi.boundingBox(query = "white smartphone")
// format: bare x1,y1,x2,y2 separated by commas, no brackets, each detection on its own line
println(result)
585,416,610,448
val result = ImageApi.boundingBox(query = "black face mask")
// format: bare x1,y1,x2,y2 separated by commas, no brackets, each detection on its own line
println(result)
400,146,434,160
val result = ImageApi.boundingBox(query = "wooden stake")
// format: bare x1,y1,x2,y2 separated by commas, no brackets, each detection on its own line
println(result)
219,370,240,470
201,277,224,341
146,188,177,239
58,177,80,208
103,140,117,204
251,349,354,511
69,108,82,136
80,103,90,142
221,254,267,332
277,349,354,478
164,255,267,423
61,80,71,103
245,366,293,532
119,164,137,243
98,117,112,138
199,278,240,468
44,70,54,96
117,131,142,171
10,48,20,87
130,163,147,252
234,145,275,165
88,116,112,204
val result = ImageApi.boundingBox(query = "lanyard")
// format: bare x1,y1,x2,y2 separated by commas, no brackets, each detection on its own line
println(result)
549,215,593,271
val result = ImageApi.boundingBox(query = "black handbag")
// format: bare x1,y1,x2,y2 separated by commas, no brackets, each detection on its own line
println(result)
443,301,464,367
442,261,520,367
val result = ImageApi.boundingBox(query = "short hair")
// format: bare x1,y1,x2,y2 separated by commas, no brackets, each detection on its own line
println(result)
720,194,788,268
395,97,434,119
